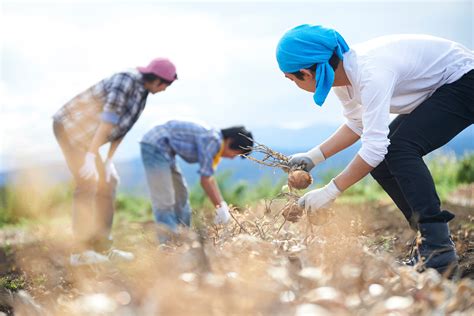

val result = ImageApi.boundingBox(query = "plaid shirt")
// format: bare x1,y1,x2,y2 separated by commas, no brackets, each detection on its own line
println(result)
53,70,149,149
141,120,223,177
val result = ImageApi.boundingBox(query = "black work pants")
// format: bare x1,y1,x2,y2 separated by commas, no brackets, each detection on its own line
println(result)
371,70,474,229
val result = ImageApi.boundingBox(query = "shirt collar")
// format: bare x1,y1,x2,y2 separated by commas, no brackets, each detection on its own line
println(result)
212,140,225,170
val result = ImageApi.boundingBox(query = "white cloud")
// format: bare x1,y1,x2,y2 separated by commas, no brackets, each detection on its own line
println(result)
1,1,472,171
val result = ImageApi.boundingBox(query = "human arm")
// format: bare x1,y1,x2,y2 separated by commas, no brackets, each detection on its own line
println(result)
103,136,124,183
79,122,115,180
332,68,397,191
299,68,397,210
201,176,230,224
334,154,374,191
106,136,123,160
88,121,115,154
80,73,134,180
320,124,360,159
200,176,224,207
197,135,230,223
289,124,360,171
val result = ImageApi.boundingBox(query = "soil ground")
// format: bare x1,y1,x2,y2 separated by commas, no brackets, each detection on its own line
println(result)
0,188,473,315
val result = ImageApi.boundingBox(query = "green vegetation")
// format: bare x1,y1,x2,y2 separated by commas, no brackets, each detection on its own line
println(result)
0,183,72,228
115,194,152,222
189,171,286,210
189,171,287,226
0,274,26,291
1,153,472,227
320,152,474,203
317,167,387,203
456,153,474,184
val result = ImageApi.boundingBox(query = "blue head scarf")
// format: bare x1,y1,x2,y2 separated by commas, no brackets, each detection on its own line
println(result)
276,24,349,106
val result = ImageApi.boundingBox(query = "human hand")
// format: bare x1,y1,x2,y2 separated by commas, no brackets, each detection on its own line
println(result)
79,152,99,181
288,146,325,172
105,159,120,184
298,179,341,212
214,201,231,224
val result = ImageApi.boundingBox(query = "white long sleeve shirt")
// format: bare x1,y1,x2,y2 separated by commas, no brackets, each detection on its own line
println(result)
333,34,474,167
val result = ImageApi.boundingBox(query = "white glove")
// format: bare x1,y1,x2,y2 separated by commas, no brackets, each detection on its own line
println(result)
298,179,341,212
105,159,120,184
79,152,99,181
288,146,325,172
214,201,231,224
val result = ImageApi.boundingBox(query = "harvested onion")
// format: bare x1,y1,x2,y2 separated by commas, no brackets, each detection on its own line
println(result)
288,170,313,190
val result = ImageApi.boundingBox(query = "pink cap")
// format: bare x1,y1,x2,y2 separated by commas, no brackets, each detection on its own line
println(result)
137,58,177,82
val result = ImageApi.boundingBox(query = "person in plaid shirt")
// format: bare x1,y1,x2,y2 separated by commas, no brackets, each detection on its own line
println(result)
53,58,177,265
140,120,253,241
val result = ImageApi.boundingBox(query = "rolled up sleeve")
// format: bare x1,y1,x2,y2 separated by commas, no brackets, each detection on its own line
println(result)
197,137,221,177
101,73,134,124
101,111,120,124
358,68,398,167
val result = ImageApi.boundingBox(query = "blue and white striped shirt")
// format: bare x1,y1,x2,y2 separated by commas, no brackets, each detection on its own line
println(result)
141,120,223,177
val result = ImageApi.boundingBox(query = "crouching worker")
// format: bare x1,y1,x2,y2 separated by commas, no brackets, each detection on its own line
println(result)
276,25,473,275
53,58,177,265
140,120,253,241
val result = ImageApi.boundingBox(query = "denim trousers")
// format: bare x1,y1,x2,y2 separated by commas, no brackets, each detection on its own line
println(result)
53,121,117,251
370,70,474,229
140,143,191,233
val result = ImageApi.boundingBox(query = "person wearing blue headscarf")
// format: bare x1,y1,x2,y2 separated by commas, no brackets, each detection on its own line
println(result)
276,24,349,105
276,24,474,275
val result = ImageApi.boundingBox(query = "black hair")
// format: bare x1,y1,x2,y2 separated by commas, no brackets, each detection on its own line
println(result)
290,52,340,80
220,126,254,157
141,72,177,85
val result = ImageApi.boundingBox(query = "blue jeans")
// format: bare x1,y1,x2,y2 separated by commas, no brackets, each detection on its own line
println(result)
53,121,116,251
140,143,191,233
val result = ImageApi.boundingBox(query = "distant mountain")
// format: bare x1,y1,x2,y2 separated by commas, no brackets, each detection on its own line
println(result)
109,124,473,194
1,125,472,194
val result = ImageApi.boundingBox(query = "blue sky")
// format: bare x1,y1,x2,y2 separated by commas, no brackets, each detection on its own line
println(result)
1,0,472,171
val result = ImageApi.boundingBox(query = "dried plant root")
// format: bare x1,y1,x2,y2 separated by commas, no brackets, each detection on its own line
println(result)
282,202,304,223
241,136,313,191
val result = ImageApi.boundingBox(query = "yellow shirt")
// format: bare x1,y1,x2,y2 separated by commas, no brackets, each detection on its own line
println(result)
212,142,225,170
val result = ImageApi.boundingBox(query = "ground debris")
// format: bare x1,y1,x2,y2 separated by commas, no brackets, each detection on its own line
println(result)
1,201,473,315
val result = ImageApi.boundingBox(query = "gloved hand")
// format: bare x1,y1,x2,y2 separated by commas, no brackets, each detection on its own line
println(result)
298,179,341,212
214,201,231,224
105,159,120,184
288,146,325,172
79,152,99,181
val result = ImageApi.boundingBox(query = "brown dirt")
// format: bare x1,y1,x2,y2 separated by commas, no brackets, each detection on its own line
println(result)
0,199,473,315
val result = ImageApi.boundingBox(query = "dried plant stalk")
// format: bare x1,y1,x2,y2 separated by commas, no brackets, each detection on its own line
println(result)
240,135,313,191
241,138,291,172
238,135,319,224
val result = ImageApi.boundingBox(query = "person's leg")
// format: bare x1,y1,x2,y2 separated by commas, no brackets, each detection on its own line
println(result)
171,163,191,227
140,143,178,232
381,70,474,272
371,115,417,229
92,157,117,252
53,121,98,248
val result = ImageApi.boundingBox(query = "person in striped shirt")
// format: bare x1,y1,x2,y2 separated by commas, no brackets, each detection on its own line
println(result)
53,58,177,265
140,120,253,242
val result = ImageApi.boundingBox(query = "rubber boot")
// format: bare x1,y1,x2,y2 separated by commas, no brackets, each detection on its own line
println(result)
407,222,458,276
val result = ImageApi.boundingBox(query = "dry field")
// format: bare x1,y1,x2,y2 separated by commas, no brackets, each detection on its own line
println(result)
0,189,473,315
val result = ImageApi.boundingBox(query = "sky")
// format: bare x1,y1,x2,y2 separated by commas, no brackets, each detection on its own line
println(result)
1,0,473,171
